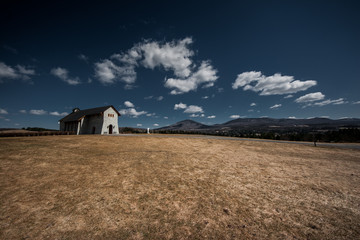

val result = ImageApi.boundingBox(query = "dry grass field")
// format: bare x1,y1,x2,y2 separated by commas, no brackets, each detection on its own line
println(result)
1,135,360,239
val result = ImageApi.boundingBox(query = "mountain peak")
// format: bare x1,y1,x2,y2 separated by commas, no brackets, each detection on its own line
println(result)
156,119,209,131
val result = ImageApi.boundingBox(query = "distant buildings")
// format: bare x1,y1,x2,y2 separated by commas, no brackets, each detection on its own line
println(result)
59,105,120,135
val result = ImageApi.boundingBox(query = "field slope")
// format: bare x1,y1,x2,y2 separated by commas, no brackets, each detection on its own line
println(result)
1,135,360,239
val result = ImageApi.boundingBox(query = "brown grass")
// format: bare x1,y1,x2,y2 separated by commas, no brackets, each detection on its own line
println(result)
0,135,360,239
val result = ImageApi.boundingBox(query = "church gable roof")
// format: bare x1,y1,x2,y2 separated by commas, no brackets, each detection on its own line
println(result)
59,105,120,122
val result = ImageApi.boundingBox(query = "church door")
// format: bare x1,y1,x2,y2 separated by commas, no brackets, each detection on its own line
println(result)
109,125,113,134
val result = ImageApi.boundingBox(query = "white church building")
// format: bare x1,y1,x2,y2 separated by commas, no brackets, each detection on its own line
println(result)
59,105,120,135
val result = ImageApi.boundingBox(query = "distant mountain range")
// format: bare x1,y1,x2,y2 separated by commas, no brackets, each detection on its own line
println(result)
155,118,360,132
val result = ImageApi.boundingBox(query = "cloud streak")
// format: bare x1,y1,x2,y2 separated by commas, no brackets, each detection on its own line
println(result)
295,92,325,103
270,104,282,109
0,108,8,114
51,67,81,85
0,62,35,82
232,71,316,95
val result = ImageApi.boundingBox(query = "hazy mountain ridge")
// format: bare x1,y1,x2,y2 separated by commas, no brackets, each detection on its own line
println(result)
156,118,360,131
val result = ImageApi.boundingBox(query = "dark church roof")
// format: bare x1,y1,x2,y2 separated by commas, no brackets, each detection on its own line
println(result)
59,105,120,122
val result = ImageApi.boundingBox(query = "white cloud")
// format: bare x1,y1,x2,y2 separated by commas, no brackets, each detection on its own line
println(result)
94,38,218,94
124,101,135,108
94,59,136,87
295,92,325,103
270,104,282,109
250,102,256,107
30,109,47,115
51,67,81,85
353,101,360,104
164,116,168,119
232,71,316,95
174,103,187,110
313,98,347,106
184,105,204,113
119,108,147,118
165,61,218,94
49,111,68,116
137,124,142,127
146,113,156,117
139,38,194,78
284,94,293,99
174,103,204,114
19,110,26,114
189,113,205,118
111,48,142,66
0,108,8,114
230,115,240,119
153,123,159,127
157,96,164,101
202,96,209,99
0,62,35,82
207,115,216,119
288,116,297,119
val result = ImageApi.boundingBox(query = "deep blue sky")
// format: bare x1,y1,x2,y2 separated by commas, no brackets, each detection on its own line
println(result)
1,0,359,129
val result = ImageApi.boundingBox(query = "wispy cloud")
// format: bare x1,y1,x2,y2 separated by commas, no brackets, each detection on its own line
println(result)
153,123,159,127
0,62,35,83
189,113,205,118
119,108,147,118
353,101,360,104
174,103,204,114
270,104,282,109
137,124,142,127
295,92,325,103
49,111,68,116
51,67,81,85
29,109,48,115
207,115,216,119
313,98,347,106
229,115,242,119
232,71,316,95
78,54,89,62
3,45,18,54
0,108,8,114
250,102,256,107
